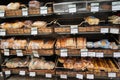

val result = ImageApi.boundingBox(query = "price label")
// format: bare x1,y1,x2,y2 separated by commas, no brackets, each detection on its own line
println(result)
5,71,11,75
76,74,83,79
81,52,87,57
110,28,119,34
112,1,120,11
96,52,104,58
31,27,37,35
60,74,67,79
113,52,120,58
33,51,39,57
108,73,116,78
4,49,9,56
70,25,78,34
60,49,68,57
100,28,109,33
68,4,76,13
16,50,23,56
0,10,5,17
29,72,36,77
22,8,28,16
45,73,52,78
40,7,47,14
0,29,6,36
81,49,88,52
19,71,25,76
87,74,94,79
88,52,95,57
91,3,99,12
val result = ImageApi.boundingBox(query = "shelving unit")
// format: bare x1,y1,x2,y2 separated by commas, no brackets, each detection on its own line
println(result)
0,0,120,80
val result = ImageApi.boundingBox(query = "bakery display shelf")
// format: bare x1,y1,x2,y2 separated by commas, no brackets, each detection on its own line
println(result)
55,49,120,57
55,58,120,79
53,0,119,14
0,49,54,56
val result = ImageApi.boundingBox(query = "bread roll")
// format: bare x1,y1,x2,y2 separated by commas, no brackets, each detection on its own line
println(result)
7,2,20,10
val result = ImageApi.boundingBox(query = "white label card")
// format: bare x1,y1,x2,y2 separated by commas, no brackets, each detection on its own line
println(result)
60,49,68,57
0,29,6,36
29,72,36,77
81,52,87,57
96,52,104,58
5,71,11,75
68,4,76,13
45,73,52,78
91,3,99,12
87,74,94,79
112,1,120,11
33,51,39,57
76,74,83,79
16,50,23,56
19,71,25,76
31,27,37,35
81,49,88,52
60,74,67,79
100,28,109,33
70,25,78,34
40,7,47,14
4,49,9,56
0,10,5,17
88,52,95,57
22,8,28,16
108,73,116,78
113,52,120,58
110,28,119,34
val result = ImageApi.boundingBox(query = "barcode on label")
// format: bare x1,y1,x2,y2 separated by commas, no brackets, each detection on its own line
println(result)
70,25,78,34
40,7,47,14
91,3,99,12
0,29,6,36
112,1,120,11
22,8,28,16
68,4,76,13
60,49,68,57
31,27,37,35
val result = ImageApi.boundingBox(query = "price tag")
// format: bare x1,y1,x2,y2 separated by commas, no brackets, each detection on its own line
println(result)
87,74,94,79
16,50,23,56
60,74,67,79
68,4,76,13
33,51,39,57
91,3,99,12
0,10,5,17
45,73,52,78
110,28,119,34
4,49,9,56
19,71,25,76
31,27,37,35
112,1,120,11
22,8,28,16
76,74,83,79
60,49,68,57
0,29,6,36
100,28,109,33
29,72,36,77
81,52,87,57
96,52,104,58
81,49,88,52
88,52,95,57
113,52,120,58
108,73,116,78
70,25,78,34
40,7,47,14
5,71,11,75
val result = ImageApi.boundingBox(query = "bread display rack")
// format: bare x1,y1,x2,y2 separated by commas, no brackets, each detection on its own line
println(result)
0,0,120,80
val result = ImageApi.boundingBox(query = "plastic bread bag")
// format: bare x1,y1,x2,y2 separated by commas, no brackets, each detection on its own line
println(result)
87,42,94,48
